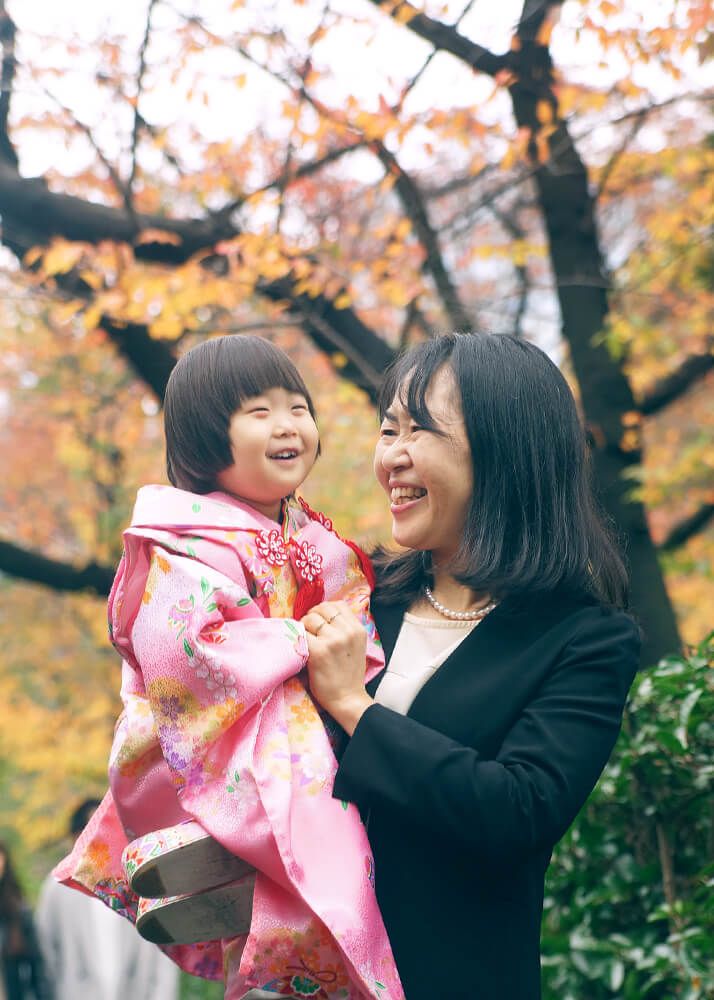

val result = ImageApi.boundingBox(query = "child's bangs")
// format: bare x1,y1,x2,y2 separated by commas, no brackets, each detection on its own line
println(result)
227,349,311,405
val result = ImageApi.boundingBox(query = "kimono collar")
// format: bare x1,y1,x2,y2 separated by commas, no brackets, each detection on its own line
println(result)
131,485,305,536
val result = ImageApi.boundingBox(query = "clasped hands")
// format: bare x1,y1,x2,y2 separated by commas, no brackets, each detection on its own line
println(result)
302,601,374,736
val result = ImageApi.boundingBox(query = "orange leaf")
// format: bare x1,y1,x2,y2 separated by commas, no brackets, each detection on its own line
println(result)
134,229,183,247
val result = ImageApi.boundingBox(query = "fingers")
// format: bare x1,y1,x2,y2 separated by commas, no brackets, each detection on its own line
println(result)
302,601,357,637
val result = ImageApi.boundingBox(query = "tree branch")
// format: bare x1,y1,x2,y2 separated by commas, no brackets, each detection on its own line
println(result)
0,0,18,167
374,142,475,330
366,0,507,76
640,350,714,416
129,0,159,197
100,317,178,402
0,540,114,595
0,158,227,262
659,503,714,552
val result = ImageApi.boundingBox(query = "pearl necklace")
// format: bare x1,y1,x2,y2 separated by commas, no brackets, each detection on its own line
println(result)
423,586,497,622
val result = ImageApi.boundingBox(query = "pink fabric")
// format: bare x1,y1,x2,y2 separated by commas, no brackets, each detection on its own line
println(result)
54,487,402,1000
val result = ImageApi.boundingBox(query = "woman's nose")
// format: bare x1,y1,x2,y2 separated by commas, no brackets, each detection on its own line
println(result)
380,436,409,470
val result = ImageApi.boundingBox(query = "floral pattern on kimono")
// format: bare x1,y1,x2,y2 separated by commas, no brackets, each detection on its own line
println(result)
54,486,402,1000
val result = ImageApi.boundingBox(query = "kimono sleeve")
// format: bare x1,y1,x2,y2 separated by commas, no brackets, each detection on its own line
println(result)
130,545,308,784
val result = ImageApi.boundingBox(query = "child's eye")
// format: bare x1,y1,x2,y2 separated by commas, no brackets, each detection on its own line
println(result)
292,404,308,413
247,406,269,415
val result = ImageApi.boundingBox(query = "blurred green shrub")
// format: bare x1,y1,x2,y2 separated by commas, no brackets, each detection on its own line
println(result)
542,634,713,999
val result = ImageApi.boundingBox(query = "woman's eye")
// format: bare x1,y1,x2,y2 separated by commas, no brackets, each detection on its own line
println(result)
379,426,396,437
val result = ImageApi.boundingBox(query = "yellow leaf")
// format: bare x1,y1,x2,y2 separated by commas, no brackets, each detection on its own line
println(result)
394,218,412,241
149,314,185,339
43,240,85,276
82,305,102,331
79,269,104,290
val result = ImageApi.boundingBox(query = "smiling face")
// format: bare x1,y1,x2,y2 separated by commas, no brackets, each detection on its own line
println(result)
374,365,474,563
215,387,319,520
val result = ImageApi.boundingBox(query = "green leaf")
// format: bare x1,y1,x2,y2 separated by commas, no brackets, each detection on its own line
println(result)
675,688,703,749
183,638,194,657
237,597,251,607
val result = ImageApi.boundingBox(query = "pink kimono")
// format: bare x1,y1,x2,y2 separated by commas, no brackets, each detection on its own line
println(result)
54,486,403,1000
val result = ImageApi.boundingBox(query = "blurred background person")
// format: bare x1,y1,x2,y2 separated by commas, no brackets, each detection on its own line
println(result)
0,840,50,1000
35,799,179,1000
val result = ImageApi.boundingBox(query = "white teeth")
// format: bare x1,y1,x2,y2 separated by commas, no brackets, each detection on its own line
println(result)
271,451,298,459
390,486,427,504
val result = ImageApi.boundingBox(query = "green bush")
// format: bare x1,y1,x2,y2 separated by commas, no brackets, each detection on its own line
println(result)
542,635,714,999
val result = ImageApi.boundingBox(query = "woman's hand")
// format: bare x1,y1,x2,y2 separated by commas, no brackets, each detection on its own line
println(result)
302,601,374,736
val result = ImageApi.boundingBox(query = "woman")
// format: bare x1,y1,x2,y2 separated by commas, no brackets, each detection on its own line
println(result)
302,333,641,1000
0,843,50,1000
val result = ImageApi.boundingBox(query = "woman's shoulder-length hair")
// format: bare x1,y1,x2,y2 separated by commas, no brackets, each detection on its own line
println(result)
372,332,630,611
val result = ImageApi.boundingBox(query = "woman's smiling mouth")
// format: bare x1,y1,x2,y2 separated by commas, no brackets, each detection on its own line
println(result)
390,486,427,509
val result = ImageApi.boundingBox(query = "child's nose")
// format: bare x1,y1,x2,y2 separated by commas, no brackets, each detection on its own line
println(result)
274,413,298,435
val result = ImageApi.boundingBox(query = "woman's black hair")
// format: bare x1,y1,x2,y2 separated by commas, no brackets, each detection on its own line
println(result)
372,332,629,609
164,335,318,494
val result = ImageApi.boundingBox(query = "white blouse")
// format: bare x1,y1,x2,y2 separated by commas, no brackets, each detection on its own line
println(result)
374,611,480,716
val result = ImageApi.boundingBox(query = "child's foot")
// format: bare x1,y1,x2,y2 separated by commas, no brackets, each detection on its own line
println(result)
135,871,256,945
123,820,254,898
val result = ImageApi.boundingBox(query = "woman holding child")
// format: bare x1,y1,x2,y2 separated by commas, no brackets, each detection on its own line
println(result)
58,330,639,1000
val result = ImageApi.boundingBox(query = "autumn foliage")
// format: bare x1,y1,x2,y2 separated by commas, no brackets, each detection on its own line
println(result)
0,6,712,989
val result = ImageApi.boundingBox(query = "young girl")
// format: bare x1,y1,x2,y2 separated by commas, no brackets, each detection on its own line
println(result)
54,336,403,1000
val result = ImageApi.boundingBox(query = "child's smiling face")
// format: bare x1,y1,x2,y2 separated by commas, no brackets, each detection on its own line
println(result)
215,387,319,520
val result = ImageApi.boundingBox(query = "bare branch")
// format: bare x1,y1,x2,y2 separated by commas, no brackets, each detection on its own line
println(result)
129,0,159,197
394,0,479,111
659,503,714,552
374,142,475,330
595,105,648,200
0,539,114,595
41,87,134,213
487,202,530,336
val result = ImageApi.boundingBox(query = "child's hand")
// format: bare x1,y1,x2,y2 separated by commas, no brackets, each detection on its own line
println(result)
302,601,373,736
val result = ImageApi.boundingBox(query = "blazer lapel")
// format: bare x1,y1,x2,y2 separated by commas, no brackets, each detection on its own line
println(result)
366,602,407,698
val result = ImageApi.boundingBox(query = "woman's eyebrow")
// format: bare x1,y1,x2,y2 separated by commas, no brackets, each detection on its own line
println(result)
382,409,397,422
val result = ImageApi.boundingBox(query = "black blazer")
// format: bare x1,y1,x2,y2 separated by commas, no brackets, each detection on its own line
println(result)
333,589,641,1000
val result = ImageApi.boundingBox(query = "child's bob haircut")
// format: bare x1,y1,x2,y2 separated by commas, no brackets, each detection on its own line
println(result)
164,335,318,494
